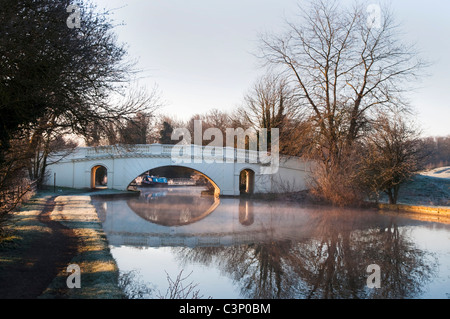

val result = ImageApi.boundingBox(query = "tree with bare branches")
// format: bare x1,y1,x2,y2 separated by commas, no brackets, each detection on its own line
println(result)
240,73,298,132
259,0,426,204
358,114,427,204
238,72,300,153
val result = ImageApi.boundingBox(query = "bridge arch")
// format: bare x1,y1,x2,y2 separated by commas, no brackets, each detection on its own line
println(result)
91,164,108,189
128,165,221,197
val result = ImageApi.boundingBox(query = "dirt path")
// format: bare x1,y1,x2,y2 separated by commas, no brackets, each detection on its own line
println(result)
0,197,78,299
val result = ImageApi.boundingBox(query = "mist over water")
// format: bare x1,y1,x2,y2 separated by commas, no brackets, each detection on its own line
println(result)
94,186,450,299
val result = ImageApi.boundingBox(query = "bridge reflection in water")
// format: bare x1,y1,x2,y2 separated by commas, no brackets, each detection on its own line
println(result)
93,186,450,299
127,190,220,227
94,186,319,248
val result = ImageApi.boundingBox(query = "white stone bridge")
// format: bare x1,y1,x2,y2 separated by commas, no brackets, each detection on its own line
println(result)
45,144,313,196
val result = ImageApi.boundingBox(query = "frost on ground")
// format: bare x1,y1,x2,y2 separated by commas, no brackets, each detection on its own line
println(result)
419,167,450,180
387,167,450,207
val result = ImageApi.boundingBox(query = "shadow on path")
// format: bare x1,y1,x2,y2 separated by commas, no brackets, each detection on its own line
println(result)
0,197,78,298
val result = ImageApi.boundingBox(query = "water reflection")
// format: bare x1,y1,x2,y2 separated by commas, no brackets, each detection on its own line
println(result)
239,199,254,226
94,187,448,299
127,188,219,226
172,211,437,299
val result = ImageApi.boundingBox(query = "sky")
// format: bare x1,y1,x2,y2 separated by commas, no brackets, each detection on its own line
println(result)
93,0,450,137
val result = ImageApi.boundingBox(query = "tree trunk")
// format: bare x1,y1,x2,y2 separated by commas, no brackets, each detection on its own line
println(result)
386,186,401,205
387,188,395,204
393,185,400,205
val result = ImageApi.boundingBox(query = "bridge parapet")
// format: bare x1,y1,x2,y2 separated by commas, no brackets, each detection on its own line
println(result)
85,144,164,157
81,144,267,164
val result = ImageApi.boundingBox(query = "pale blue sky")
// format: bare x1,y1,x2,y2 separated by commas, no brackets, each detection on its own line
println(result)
94,0,450,137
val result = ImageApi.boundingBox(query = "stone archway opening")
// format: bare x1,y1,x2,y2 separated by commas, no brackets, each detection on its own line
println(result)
91,165,108,189
239,169,255,195
128,166,221,197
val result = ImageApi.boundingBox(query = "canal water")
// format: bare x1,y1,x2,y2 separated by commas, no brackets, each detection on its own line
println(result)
93,186,450,299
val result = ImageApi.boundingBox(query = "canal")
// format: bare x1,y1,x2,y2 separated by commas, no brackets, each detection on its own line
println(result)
92,186,450,299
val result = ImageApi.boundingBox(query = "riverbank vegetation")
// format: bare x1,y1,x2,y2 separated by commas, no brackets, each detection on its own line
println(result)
145,1,439,207
0,0,160,227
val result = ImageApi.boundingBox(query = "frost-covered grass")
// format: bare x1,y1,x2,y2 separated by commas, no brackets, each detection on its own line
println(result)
39,195,125,299
420,166,450,179
0,189,126,299
0,194,52,266
380,168,450,207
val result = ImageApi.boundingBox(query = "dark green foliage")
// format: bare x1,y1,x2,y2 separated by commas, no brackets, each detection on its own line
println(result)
0,0,131,161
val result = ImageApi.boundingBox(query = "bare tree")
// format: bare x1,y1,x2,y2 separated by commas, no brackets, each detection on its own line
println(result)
119,112,153,145
358,113,427,204
240,73,298,131
258,0,426,204
259,0,426,167
25,125,79,188
0,136,35,219
157,270,205,299
0,0,165,214
85,85,163,146
156,114,187,145
158,121,176,144
118,270,154,299
238,73,300,152
184,109,252,147
421,136,450,169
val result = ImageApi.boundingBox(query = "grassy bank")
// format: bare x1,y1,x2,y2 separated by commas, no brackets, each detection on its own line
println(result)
387,174,450,207
375,169,450,213
0,193,53,272
0,189,126,299
40,195,125,298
